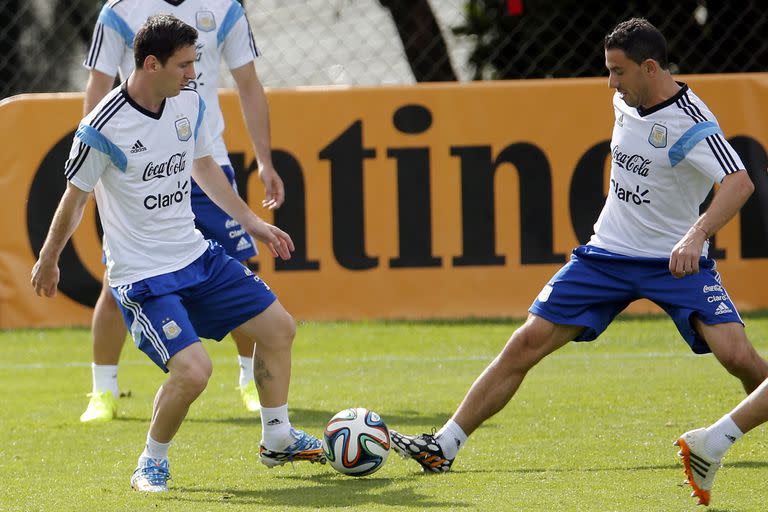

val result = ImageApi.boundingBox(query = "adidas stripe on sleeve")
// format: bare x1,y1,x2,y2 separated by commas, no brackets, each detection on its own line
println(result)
219,0,260,70
674,92,744,182
83,2,133,77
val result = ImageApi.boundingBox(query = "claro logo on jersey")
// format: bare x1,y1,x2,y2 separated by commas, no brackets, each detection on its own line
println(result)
142,152,187,181
144,180,189,210
612,146,651,177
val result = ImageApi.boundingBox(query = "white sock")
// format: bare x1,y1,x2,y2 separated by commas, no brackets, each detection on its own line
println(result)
140,434,170,460
705,414,743,459
237,356,253,389
92,363,119,397
435,419,468,459
261,404,292,449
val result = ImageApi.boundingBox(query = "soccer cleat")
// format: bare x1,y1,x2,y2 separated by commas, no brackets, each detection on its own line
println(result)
79,391,117,423
239,381,261,412
390,430,454,473
675,428,721,506
259,428,326,468
130,457,171,492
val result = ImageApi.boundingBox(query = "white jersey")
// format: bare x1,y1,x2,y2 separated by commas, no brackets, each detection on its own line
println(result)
84,0,258,166
65,85,213,286
589,83,744,258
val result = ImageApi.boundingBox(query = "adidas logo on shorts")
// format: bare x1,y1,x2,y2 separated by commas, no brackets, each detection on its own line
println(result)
714,302,733,315
236,237,252,251
130,140,147,153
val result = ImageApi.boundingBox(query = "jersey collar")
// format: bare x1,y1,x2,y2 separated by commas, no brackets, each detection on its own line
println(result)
120,83,166,120
636,82,688,117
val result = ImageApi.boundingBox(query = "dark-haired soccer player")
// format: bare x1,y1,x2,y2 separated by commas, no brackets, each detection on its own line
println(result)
79,0,282,422
390,19,768,491
32,15,324,492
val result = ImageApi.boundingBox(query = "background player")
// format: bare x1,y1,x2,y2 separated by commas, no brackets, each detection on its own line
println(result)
80,0,282,422
389,17,768,477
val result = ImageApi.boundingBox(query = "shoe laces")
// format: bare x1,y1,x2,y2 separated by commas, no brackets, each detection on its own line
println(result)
138,459,171,486
286,428,321,452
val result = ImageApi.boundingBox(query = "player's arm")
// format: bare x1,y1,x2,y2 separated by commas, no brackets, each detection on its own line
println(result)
31,183,91,297
669,170,754,278
192,155,293,259
84,69,116,115
230,62,284,210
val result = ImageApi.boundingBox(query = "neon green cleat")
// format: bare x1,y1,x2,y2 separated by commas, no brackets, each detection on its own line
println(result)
80,391,117,423
239,381,261,412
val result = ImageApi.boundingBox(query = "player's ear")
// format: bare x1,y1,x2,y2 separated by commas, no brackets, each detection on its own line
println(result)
643,59,657,75
143,55,160,72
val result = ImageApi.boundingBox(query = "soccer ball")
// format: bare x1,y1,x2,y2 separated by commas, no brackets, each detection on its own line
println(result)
322,407,390,476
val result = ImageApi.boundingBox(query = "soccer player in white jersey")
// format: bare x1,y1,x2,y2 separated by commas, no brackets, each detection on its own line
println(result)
79,0,282,421
31,15,324,492
389,17,768,489
676,378,768,506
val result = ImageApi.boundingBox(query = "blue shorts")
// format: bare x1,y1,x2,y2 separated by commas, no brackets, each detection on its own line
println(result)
111,241,276,372
191,164,257,262
529,245,743,354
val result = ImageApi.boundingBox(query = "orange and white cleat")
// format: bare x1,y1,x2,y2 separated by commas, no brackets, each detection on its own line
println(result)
675,428,721,506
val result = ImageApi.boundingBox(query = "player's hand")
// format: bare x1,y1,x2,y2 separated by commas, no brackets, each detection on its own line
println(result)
669,226,708,278
247,218,294,260
30,257,60,298
258,165,284,210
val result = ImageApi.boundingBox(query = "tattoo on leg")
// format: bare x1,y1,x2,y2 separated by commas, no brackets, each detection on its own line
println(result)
253,355,273,387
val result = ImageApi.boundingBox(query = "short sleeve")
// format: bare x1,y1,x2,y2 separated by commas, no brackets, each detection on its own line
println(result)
684,130,744,183
64,130,111,192
218,1,259,70
194,96,213,160
83,4,134,77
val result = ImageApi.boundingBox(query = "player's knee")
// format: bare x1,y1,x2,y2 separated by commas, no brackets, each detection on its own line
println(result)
180,363,212,399
500,328,546,369
270,310,296,349
719,344,766,380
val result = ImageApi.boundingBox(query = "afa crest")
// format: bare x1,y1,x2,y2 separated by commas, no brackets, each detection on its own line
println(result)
196,11,216,32
175,117,192,141
162,319,182,340
648,123,667,148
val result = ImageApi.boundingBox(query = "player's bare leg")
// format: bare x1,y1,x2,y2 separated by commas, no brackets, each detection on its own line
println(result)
233,300,325,467
80,272,128,423
391,315,582,472
696,319,768,393
131,342,211,492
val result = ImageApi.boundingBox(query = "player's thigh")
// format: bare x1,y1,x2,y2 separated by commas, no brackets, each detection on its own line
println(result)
233,300,296,348
503,313,584,363
693,318,759,365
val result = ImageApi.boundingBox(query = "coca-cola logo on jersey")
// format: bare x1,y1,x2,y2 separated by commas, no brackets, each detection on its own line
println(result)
142,152,187,181
612,146,651,177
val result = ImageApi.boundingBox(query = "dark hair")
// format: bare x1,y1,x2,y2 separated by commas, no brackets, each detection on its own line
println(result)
604,18,668,69
133,14,198,68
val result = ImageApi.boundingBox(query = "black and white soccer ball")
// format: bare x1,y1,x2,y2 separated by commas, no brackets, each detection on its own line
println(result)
322,407,390,476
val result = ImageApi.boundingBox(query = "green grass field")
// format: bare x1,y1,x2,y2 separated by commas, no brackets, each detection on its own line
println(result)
2,315,768,511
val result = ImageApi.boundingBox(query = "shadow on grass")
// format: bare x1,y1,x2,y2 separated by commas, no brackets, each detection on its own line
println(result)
171,473,469,508
119,407,453,429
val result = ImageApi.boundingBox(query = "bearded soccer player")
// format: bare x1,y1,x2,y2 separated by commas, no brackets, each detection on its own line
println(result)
389,19,768,503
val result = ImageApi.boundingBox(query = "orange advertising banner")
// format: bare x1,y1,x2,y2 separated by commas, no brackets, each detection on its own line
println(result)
1,76,767,328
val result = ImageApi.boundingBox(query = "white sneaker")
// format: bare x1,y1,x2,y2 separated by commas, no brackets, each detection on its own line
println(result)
675,428,721,506
130,457,171,492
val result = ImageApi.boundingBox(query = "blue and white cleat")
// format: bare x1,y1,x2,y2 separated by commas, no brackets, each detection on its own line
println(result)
130,457,171,492
259,428,326,468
